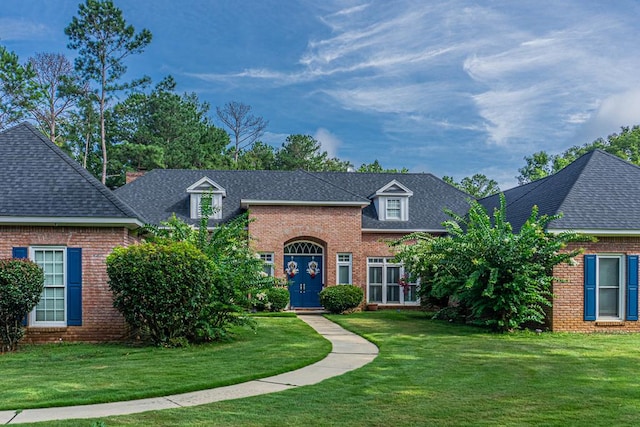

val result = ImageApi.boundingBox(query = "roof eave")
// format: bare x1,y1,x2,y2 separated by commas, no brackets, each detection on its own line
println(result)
241,199,370,208
361,228,446,234
0,216,145,230
547,228,640,236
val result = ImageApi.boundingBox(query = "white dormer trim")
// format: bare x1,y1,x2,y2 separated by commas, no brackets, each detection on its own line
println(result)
374,180,414,197
186,177,227,197
372,180,412,221
187,177,226,219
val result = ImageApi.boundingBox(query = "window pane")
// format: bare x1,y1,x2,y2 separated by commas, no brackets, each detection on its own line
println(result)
369,285,382,302
599,288,619,317
369,267,382,284
405,284,418,302
387,284,400,302
387,199,401,219
599,258,620,287
33,249,65,323
339,265,350,284
387,267,400,284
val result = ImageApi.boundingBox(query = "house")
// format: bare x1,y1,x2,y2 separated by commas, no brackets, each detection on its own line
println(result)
116,169,471,309
0,123,144,343
480,150,640,332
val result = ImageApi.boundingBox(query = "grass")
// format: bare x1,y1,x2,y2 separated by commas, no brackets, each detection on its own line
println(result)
0,316,330,411
31,310,640,427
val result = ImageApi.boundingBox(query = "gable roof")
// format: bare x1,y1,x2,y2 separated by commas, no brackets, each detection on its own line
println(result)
0,123,144,228
479,150,640,234
116,169,471,232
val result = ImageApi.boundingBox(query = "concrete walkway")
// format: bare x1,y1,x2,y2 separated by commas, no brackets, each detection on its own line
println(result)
1,315,378,425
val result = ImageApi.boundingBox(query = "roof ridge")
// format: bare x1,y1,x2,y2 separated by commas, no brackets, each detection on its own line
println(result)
554,150,599,217
20,123,145,221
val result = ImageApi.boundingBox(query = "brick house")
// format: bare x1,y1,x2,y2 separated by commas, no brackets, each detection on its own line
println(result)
116,169,471,309
8,122,638,339
480,150,640,331
0,123,143,342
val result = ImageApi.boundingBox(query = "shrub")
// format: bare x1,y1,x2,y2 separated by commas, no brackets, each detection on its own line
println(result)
266,287,290,311
106,241,214,346
319,285,364,314
146,212,270,340
0,259,44,353
393,194,589,332
249,287,289,312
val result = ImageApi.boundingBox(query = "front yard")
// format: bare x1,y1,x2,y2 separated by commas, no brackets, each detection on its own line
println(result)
10,311,640,426
0,315,330,411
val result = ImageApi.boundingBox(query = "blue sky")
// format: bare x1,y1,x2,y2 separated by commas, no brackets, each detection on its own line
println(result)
2,1,640,188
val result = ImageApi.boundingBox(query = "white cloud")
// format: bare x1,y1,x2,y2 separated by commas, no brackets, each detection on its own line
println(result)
0,18,49,41
578,89,640,141
187,0,640,163
313,128,342,157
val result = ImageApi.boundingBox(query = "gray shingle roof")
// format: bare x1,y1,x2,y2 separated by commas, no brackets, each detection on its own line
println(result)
116,168,471,231
479,150,640,232
0,123,143,226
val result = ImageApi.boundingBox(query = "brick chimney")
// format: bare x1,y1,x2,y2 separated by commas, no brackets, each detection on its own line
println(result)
125,170,146,184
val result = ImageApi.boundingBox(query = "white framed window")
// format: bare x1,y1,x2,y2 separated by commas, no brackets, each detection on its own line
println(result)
260,252,275,277
367,258,418,305
597,255,624,319
30,247,66,326
386,199,401,220
373,180,412,222
337,253,352,284
191,193,222,220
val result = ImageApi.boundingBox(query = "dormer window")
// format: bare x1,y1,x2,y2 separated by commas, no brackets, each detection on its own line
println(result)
187,177,226,220
386,198,402,220
372,180,413,222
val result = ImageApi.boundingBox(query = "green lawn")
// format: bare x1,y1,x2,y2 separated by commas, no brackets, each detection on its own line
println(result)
15,311,640,426
0,316,330,410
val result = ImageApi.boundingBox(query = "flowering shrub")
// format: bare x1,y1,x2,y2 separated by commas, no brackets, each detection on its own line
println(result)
250,286,289,312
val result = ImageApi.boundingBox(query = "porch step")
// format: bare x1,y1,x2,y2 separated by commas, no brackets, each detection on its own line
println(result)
292,308,328,315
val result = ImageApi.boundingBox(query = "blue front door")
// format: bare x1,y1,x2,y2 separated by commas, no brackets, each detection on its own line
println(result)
285,255,323,308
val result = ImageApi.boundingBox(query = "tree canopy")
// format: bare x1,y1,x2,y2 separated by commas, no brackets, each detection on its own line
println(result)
442,174,500,198
517,125,640,184
0,46,41,130
65,0,152,184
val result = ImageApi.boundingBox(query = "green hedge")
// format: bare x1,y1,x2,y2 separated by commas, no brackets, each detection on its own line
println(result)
107,241,214,346
319,285,364,314
0,259,44,352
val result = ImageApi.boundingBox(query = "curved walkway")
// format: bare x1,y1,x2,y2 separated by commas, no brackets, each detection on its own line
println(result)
1,315,379,425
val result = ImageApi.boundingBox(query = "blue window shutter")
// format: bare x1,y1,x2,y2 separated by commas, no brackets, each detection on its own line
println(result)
584,255,597,321
627,255,639,321
12,247,28,259
67,248,82,326
13,247,30,325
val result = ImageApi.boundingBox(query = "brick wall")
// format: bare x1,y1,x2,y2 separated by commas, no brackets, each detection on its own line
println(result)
248,205,406,302
0,226,140,343
552,236,640,332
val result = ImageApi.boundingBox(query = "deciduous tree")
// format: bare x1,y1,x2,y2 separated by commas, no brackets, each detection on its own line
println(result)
28,52,79,144
216,101,268,165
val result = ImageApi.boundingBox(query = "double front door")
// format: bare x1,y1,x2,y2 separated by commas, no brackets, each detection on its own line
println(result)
285,254,323,308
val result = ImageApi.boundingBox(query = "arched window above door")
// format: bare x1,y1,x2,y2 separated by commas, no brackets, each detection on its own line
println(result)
284,241,323,255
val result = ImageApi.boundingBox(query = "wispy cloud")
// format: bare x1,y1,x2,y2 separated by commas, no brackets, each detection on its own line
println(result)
0,17,50,41
185,0,640,179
